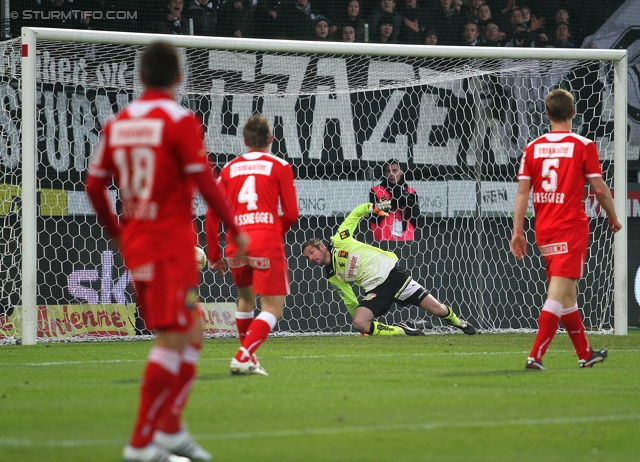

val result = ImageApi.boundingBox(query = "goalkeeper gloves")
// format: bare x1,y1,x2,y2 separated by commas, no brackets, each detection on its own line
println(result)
369,199,391,217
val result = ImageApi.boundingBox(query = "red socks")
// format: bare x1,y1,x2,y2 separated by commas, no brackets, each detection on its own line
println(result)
155,343,202,435
561,306,591,361
234,312,277,362
235,312,255,345
130,346,181,448
529,300,562,362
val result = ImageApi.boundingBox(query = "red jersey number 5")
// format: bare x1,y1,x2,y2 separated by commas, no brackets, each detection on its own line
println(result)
541,158,559,192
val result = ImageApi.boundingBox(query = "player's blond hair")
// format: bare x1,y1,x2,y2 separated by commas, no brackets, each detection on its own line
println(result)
301,238,324,253
545,89,575,122
244,114,273,150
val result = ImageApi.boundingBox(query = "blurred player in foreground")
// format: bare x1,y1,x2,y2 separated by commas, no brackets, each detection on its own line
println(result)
511,88,622,370
301,201,477,336
206,114,299,376
86,41,247,462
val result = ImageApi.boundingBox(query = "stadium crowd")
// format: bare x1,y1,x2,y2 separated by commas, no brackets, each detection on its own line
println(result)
7,0,624,49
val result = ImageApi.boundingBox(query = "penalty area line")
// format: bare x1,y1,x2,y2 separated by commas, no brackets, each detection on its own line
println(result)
2,414,639,448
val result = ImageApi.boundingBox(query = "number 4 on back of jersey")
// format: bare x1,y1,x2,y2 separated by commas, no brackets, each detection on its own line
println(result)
238,175,258,210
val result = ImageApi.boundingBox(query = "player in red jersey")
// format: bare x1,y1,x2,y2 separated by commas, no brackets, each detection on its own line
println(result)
86,42,247,462
206,114,299,376
510,89,622,370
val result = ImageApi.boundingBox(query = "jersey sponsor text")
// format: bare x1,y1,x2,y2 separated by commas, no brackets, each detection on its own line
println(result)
533,143,574,159
229,160,273,178
110,119,163,147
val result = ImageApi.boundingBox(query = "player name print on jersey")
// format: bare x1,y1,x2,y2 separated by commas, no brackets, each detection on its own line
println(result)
234,211,275,226
229,160,273,177
533,142,574,158
533,192,565,204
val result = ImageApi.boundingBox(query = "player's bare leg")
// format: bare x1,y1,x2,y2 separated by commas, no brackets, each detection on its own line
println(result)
352,306,410,336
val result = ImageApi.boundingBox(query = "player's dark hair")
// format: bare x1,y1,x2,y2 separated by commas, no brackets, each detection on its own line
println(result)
301,238,324,253
140,41,180,89
243,114,272,150
384,159,401,169
545,89,574,122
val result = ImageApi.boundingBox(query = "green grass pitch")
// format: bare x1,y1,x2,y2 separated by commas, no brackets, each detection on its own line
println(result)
1,331,639,462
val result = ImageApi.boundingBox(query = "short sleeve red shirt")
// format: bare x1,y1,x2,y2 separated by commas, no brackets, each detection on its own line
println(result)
87,90,209,268
219,151,298,252
518,131,603,238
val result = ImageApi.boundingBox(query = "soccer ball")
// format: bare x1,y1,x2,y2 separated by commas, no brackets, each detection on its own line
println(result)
195,246,207,271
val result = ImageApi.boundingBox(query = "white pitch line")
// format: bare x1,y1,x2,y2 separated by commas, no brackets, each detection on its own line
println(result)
4,348,640,367
1,414,639,448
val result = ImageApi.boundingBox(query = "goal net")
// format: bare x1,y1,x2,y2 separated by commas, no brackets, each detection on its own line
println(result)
1,29,628,344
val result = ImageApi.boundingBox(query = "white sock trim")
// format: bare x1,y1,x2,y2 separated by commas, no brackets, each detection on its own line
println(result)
182,345,201,365
256,311,277,329
541,299,563,318
148,346,181,375
235,311,255,319
562,305,579,316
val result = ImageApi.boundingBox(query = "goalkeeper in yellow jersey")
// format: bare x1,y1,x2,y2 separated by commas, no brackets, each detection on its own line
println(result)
301,200,477,336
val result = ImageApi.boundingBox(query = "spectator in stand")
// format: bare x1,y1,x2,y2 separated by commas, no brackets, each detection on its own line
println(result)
487,0,516,33
374,13,397,44
341,24,356,42
187,0,223,36
476,4,494,37
481,20,506,46
424,28,438,45
505,22,535,48
461,0,485,22
506,7,525,37
334,0,366,42
548,7,583,45
462,21,481,46
519,4,548,46
367,0,403,43
429,0,464,46
369,159,419,241
276,0,327,40
397,0,429,45
155,0,190,35
550,21,574,48
226,1,258,37
254,0,283,39
312,15,332,40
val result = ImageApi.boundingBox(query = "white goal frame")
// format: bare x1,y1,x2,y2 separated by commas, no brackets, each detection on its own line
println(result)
19,27,628,344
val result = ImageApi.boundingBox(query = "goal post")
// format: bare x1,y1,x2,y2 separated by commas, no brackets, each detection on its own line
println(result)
10,27,628,344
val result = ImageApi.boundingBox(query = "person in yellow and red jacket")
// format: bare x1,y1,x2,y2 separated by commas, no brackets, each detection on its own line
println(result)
369,159,420,241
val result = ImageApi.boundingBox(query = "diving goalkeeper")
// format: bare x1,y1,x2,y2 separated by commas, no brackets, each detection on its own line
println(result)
301,201,477,336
